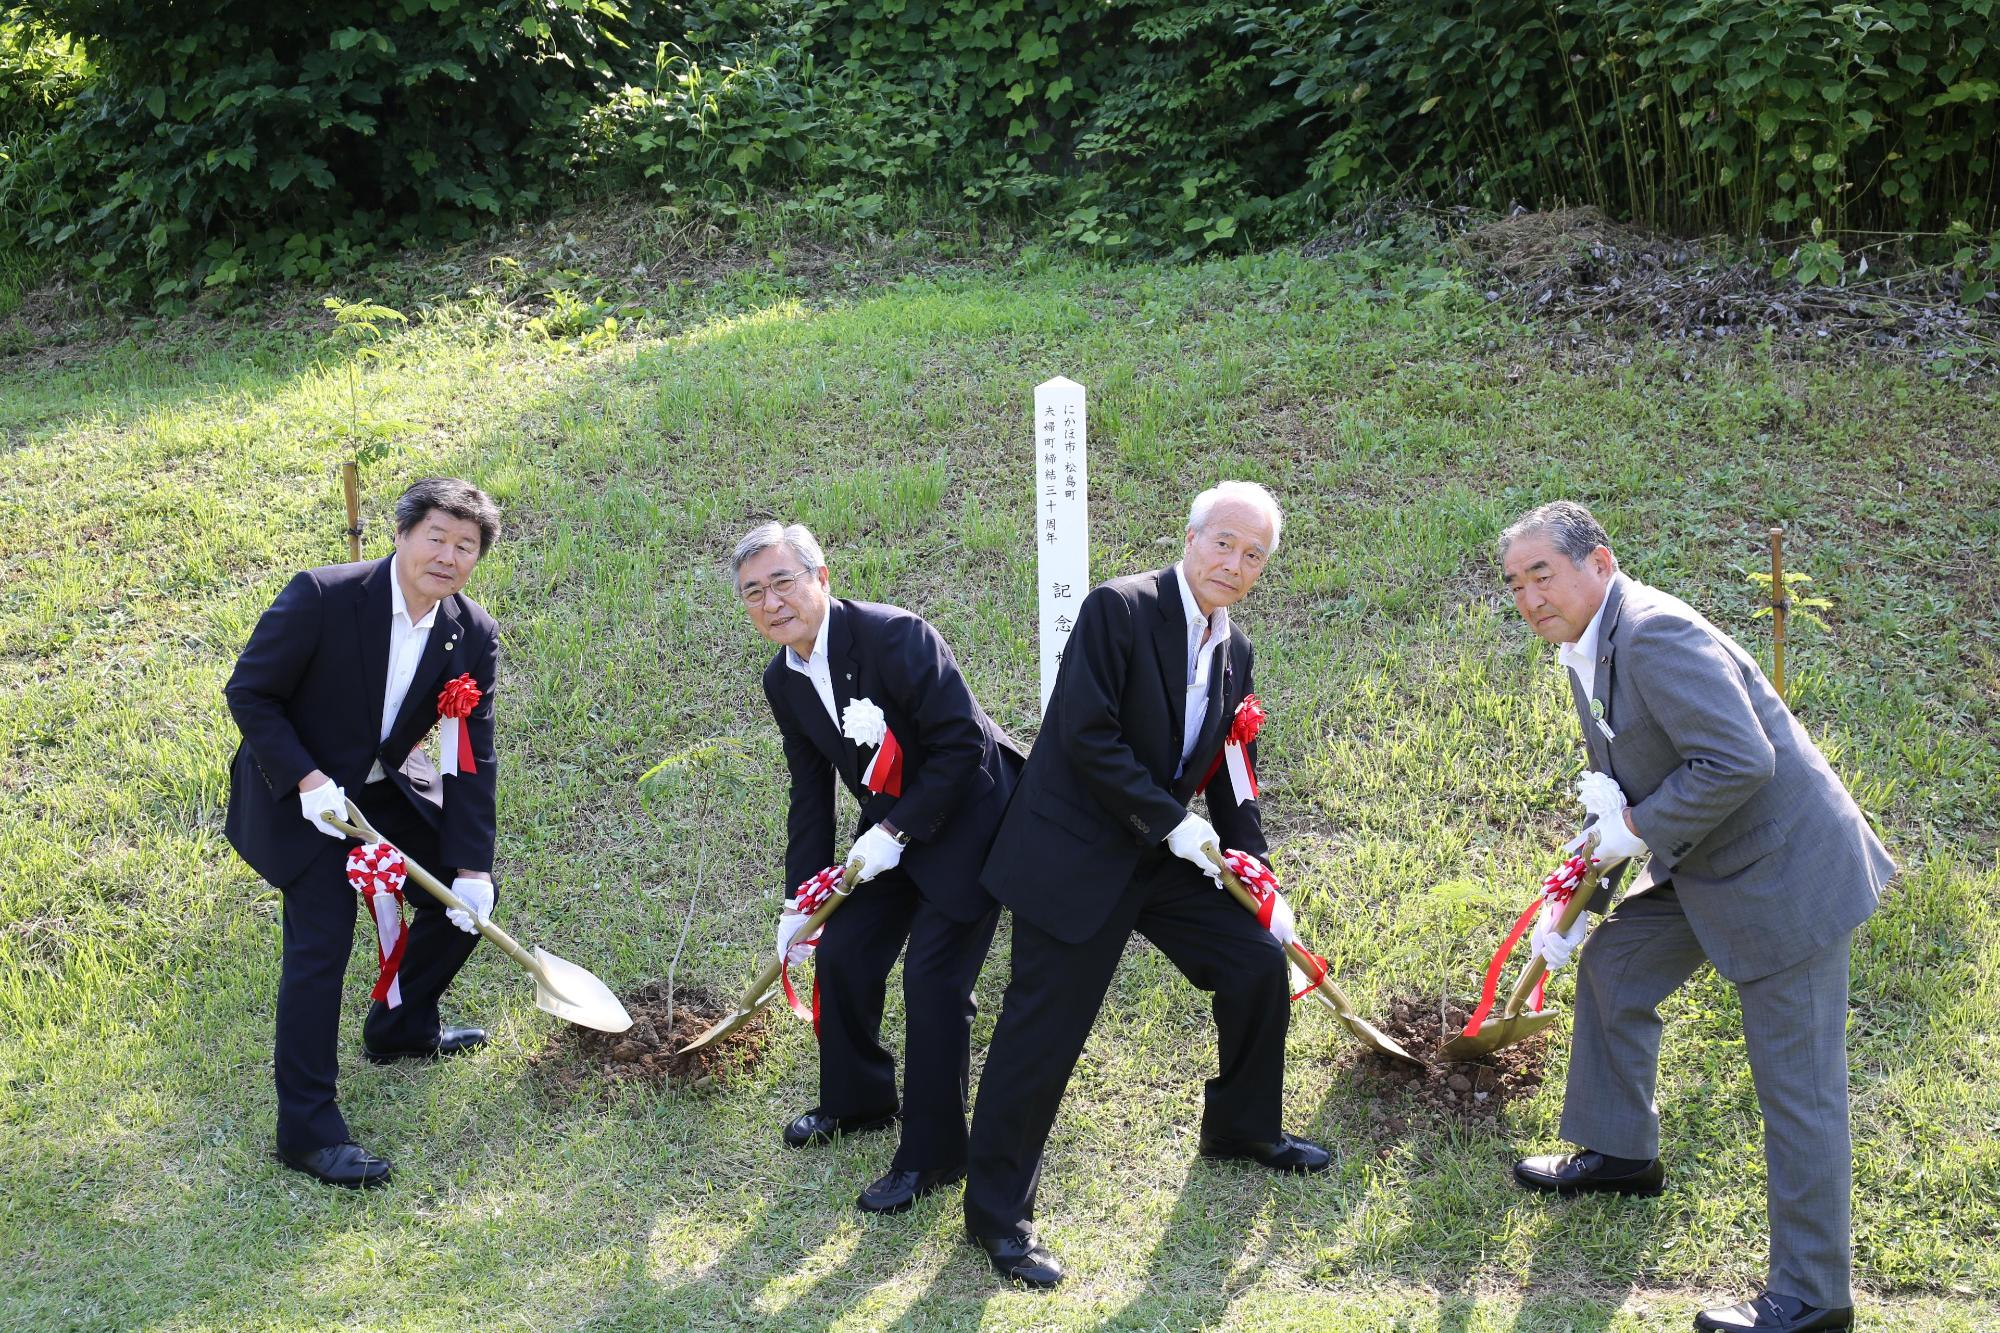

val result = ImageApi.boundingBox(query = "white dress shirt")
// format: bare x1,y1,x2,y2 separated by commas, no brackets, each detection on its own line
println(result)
1173,563,1230,774
784,610,839,729
367,572,438,783
1558,590,1611,702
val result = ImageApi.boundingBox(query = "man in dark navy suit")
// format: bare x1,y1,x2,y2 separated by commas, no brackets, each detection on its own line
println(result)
963,481,1324,1287
226,477,503,1189
733,520,1022,1215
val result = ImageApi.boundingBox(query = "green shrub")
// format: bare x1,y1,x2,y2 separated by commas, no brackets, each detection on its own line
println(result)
1254,0,2000,242
8,0,644,306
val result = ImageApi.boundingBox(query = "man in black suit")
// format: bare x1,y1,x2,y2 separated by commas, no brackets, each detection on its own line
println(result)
225,478,503,1189
734,520,1023,1214
963,481,1324,1286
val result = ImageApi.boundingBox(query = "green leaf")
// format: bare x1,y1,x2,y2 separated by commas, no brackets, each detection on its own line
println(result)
146,88,166,119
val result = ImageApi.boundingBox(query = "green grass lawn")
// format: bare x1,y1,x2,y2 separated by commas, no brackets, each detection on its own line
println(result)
2,239,1996,1331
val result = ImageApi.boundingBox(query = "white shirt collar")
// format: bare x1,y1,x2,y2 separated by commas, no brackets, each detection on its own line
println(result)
1173,563,1230,651
390,566,439,631
785,607,831,673
1557,586,1610,681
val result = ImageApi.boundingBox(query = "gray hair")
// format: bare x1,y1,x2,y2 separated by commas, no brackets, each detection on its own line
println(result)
730,521,827,586
1497,501,1611,565
394,477,501,555
1187,480,1283,553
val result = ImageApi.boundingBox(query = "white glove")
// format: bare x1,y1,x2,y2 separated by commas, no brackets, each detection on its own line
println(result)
1574,770,1648,866
445,876,493,935
776,902,820,968
298,779,352,839
1165,812,1222,881
848,825,904,883
1532,907,1591,971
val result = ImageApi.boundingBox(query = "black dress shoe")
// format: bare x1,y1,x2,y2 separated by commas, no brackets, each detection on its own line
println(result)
856,1165,964,1214
363,1025,488,1064
780,1106,898,1148
970,1232,1064,1287
1513,1149,1665,1197
1198,1131,1333,1174
279,1142,392,1189
1694,1292,1852,1331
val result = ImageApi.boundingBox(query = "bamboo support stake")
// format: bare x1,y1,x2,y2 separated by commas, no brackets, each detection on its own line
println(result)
1769,525,1787,702
342,461,363,562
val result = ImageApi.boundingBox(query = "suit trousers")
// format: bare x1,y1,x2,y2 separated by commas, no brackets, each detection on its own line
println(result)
1562,885,1855,1309
273,783,482,1156
963,851,1291,1240
811,868,999,1172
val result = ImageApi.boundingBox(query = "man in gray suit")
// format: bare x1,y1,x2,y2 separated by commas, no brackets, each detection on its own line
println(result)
1497,502,1893,1333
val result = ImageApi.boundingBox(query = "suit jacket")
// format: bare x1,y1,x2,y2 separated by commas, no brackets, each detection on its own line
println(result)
761,598,1023,924
1576,573,1892,982
980,566,1266,943
224,557,500,889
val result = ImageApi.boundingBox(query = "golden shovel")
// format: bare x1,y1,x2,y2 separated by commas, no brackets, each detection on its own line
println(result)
678,858,863,1055
1203,844,1422,1066
324,805,633,1034
1439,833,1608,1061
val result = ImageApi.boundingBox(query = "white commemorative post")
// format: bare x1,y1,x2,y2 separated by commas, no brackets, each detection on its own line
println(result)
1033,376,1088,714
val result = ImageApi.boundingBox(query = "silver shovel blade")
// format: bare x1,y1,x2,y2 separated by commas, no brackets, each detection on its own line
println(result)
529,945,633,1033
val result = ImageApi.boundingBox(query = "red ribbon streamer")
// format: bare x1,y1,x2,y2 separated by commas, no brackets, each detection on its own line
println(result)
346,842,410,1006
1458,853,1589,1037
1221,846,1325,1003
1199,693,1266,797
780,864,846,1034
861,726,903,797
437,673,481,774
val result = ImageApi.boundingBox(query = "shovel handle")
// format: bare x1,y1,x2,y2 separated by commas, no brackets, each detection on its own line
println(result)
726,857,866,1013
321,805,542,978
1498,836,1610,1021
1202,843,1360,1019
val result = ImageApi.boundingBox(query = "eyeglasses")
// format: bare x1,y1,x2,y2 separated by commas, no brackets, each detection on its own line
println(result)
739,569,810,607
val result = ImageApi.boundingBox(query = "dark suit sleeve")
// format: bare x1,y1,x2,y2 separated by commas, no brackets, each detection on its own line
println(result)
223,571,324,795
1622,613,1776,870
1206,640,1268,861
877,615,984,843
764,670,836,897
438,614,500,873
1053,584,1187,845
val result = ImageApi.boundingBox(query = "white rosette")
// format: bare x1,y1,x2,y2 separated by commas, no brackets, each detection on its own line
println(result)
840,697,887,749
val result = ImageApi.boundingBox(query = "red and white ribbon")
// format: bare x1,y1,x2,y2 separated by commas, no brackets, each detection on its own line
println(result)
777,863,850,1036
841,697,904,798
436,673,481,776
1457,852,1590,1038
1200,693,1266,805
346,841,410,1008
1222,848,1329,1002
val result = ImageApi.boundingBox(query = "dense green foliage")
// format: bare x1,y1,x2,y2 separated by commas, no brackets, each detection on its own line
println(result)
6,0,1999,302
4,0,643,304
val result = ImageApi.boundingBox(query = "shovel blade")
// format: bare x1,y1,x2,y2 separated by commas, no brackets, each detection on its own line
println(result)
1339,1013,1425,1066
677,982,781,1055
529,946,633,1033
1439,1008,1560,1061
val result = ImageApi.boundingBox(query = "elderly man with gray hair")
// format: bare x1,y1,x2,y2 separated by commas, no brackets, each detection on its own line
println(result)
1498,501,1892,1333
731,521,1024,1215
963,480,1322,1287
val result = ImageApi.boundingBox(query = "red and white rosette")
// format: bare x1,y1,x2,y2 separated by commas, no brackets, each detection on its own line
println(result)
1222,848,1330,1002
1457,851,1591,1038
1199,693,1266,805
777,863,850,1035
435,673,481,777
840,697,904,797
346,841,410,1008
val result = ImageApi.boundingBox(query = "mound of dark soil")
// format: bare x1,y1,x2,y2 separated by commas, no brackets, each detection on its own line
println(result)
540,980,772,1092
1346,995,1550,1135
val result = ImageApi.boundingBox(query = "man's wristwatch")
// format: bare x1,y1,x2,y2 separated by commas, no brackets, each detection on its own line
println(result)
881,822,911,846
